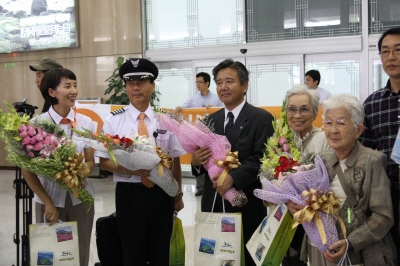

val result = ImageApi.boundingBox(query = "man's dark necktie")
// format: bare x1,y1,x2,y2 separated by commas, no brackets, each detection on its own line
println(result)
225,112,234,135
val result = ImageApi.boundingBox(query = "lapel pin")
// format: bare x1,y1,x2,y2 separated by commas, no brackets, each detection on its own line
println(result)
240,126,243,129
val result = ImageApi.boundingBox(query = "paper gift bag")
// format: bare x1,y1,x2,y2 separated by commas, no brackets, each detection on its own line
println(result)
194,212,244,266
170,216,185,266
29,221,80,266
246,204,296,266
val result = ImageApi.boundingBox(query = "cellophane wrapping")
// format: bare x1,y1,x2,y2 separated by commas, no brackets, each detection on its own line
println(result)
254,155,339,252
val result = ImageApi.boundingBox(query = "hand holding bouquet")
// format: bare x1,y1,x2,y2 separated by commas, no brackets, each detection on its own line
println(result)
157,111,248,207
0,103,93,206
72,129,179,196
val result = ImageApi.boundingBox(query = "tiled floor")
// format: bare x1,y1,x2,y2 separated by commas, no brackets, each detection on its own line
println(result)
0,169,200,266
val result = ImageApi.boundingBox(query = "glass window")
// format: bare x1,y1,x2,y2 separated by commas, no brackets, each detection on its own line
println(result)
146,0,244,49
248,63,300,106
369,0,400,34
305,60,360,98
246,0,361,42
155,68,193,109
373,59,389,91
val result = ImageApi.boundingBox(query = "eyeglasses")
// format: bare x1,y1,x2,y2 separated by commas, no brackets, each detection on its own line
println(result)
323,119,349,130
195,81,205,84
379,48,400,58
286,106,312,116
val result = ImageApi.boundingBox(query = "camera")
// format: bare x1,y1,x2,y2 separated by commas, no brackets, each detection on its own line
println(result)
240,49,247,54
13,99,38,118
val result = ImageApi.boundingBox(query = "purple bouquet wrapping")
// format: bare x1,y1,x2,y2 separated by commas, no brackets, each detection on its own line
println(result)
158,113,248,207
254,155,344,252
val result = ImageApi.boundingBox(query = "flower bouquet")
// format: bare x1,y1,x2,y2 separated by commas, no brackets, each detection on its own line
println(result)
253,102,345,252
157,111,248,207
0,103,93,206
72,129,179,196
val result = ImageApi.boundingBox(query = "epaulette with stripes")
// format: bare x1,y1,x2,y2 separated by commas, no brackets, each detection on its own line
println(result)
111,108,126,115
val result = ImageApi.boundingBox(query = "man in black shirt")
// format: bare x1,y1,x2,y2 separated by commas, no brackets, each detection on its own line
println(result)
29,57,63,113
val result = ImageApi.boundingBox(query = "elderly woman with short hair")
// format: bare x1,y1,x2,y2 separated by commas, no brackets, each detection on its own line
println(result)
283,85,330,266
304,94,397,265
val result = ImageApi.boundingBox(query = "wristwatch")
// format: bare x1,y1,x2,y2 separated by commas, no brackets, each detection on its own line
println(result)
176,191,183,197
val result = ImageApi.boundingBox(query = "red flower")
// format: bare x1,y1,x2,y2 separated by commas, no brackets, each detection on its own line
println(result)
120,137,133,147
274,156,298,178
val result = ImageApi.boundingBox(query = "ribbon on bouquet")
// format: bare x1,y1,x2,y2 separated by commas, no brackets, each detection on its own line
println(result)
156,146,173,178
215,151,241,186
292,189,347,245
55,153,91,198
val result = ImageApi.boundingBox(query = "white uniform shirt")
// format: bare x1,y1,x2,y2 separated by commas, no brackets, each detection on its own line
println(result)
31,106,96,207
180,91,223,108
316,87,331,104
95,104,186,183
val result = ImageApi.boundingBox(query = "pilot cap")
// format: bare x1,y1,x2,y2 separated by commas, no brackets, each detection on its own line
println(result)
119,58,159,81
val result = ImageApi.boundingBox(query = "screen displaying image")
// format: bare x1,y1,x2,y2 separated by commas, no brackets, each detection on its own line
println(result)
0,0,78,53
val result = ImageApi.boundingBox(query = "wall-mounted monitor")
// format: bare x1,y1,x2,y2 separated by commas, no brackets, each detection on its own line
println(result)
0,0,78,53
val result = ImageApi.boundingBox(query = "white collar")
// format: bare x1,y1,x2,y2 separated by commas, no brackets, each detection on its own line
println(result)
224,99,246,123
128,104,154,122
48,106,75,124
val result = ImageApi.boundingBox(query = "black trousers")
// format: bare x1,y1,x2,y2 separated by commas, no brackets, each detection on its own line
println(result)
116,182,174,266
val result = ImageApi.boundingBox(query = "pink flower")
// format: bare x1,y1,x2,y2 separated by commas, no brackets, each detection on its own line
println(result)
283,144,290,152
51,135,59,149
41,130,48,138
42,135,52,145
28,137,37,145
35,134,44,142
25,144,34,151
278,137,287,145
20,130,28,138
19,124,27,132
33,142,44,151
27,151,35,158
27,125,36,136
22,136,31,146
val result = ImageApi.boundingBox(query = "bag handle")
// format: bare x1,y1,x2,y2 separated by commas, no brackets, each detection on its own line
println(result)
334,163,358,207
334,163,368,225
43,214,63,228
208,192,226,220
337,239,352,266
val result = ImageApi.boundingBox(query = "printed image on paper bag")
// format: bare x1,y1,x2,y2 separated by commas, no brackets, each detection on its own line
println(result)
219,259,236,265
56,225,74,242
30,221,80,266
37,251,54,265
221,216,236,233
246,204,296,266
199,237,217,255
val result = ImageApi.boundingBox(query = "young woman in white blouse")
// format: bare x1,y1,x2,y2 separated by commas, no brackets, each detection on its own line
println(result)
22,68,95,266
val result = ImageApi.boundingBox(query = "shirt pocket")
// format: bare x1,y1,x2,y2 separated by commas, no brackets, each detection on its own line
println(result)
155,131,172,151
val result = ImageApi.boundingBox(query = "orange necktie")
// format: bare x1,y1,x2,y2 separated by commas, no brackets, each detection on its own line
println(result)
59,107,77,128
138,113,154,188
60,117,76,128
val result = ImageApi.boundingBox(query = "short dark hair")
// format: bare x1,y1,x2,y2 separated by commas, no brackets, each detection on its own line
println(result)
305,70,321,85
40,68,77,105
212,59,249,85
378,27,400,53
196,72,211,87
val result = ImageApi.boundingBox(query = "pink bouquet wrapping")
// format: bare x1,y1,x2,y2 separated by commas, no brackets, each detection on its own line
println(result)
254,155,345,252
158,112,248,207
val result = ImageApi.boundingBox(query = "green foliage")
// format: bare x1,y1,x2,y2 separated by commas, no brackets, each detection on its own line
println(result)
104,56,161,107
